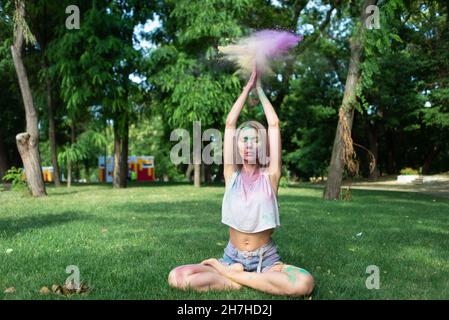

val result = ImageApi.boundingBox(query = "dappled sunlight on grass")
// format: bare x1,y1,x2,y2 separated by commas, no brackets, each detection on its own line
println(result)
1,183,448,299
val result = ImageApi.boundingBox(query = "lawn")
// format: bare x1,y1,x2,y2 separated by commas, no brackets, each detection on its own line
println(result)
1,182,449,300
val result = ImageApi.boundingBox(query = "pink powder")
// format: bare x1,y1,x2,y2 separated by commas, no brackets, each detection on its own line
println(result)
218,29,303,76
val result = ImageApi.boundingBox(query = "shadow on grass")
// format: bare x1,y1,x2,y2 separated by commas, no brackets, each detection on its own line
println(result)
2,185,449,299
124,181,226,189
0,211,90,238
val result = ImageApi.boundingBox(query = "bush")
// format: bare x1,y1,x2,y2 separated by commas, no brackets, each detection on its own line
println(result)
2,167,27,191
279,176,289,188
399,167,420,175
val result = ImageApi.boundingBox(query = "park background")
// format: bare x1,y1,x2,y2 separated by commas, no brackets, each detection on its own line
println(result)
1,0,449,299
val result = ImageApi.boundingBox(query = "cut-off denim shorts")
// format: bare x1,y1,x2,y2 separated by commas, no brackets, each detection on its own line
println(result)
219,239,283,273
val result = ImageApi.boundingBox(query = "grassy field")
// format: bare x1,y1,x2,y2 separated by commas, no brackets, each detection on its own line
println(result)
1,182,449,300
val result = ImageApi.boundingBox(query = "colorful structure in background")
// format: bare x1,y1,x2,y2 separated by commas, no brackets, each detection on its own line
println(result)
98,156,155,183
42,166,54,182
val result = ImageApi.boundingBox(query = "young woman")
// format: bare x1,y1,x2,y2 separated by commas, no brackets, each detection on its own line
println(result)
168,65,314,296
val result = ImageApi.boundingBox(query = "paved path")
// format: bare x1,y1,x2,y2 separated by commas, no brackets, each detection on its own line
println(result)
341,175,449,199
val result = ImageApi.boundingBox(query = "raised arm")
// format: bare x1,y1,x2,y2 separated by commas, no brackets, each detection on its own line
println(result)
223,68,257,184
256,78,282,189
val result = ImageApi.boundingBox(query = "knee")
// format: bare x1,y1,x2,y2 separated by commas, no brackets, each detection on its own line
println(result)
168,268,186,289
288,274,315,297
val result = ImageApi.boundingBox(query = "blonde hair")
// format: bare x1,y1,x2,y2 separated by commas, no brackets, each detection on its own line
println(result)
233,120,269,171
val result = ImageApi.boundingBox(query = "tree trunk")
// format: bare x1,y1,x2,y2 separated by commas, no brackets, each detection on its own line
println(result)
367,121,379,180
204,164,212,183
15,133,46,195
215,164,224,183
193,128,201,187
67,122,76,188
324,108,355,200
45,68,61,187
422,144,440,174
10,0,46,197
323,0,375,200
194,164,201,188
113,121,121,188
84,160,90,183
0,129,10,179
67,160,72,188
185,162,193,181
386,129,397,174
104,121,108,184
201,163,206,183
119,119,129,188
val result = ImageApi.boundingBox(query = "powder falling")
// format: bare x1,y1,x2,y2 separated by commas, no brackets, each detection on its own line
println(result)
218,29,303,77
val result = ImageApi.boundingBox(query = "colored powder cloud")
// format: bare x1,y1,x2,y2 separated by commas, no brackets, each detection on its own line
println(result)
218,29,303,77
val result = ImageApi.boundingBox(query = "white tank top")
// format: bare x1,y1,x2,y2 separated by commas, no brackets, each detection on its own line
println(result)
221,169,280,233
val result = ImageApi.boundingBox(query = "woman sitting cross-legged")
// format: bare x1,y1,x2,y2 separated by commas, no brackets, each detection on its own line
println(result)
168,64,314,297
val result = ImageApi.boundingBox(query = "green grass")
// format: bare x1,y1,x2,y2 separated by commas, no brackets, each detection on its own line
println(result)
1,182,449,300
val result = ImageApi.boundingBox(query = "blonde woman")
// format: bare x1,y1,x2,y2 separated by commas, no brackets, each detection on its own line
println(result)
168,65,314,296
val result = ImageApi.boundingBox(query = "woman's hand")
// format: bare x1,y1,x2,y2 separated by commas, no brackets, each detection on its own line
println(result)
256,76,262,90
244,63,257,90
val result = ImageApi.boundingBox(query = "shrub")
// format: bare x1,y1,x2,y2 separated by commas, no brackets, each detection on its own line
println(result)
279,176,289,188
2,167,27,191
399,167,419,175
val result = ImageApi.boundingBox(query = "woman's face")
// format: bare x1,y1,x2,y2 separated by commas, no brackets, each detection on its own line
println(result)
237,127,261,164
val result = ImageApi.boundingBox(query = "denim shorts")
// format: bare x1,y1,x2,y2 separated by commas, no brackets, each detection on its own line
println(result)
218,239,283,273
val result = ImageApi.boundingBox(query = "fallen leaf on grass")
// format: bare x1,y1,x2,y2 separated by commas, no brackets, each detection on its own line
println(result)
4,287,16,294
51,283,90,296
101,228,108,233
40,287,51,294
51,284,62,294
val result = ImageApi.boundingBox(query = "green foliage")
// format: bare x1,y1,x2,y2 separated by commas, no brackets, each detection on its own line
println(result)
58,143,85,166
279,176,288,188
145,0,254,128
2,166,26,191
2,0,449,183
399,167,420,175
58,129,107,167
281,46,340,179
128,116,184,181
12,0,37,45
359,0,406,107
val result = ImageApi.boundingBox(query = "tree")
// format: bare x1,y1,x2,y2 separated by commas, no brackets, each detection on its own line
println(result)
146,0,275,187
49,1,153,188
9,0,46,196
0,11,24,180
27,1,67,187
323,0,376,200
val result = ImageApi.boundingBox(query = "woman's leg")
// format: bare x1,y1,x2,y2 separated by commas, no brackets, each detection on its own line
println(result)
202,259,314,297
168,263,243,292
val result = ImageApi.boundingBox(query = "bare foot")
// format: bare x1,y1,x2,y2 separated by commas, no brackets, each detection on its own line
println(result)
201,258,241,276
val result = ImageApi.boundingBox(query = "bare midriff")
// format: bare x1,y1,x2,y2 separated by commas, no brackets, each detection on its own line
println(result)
229,227,273,252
